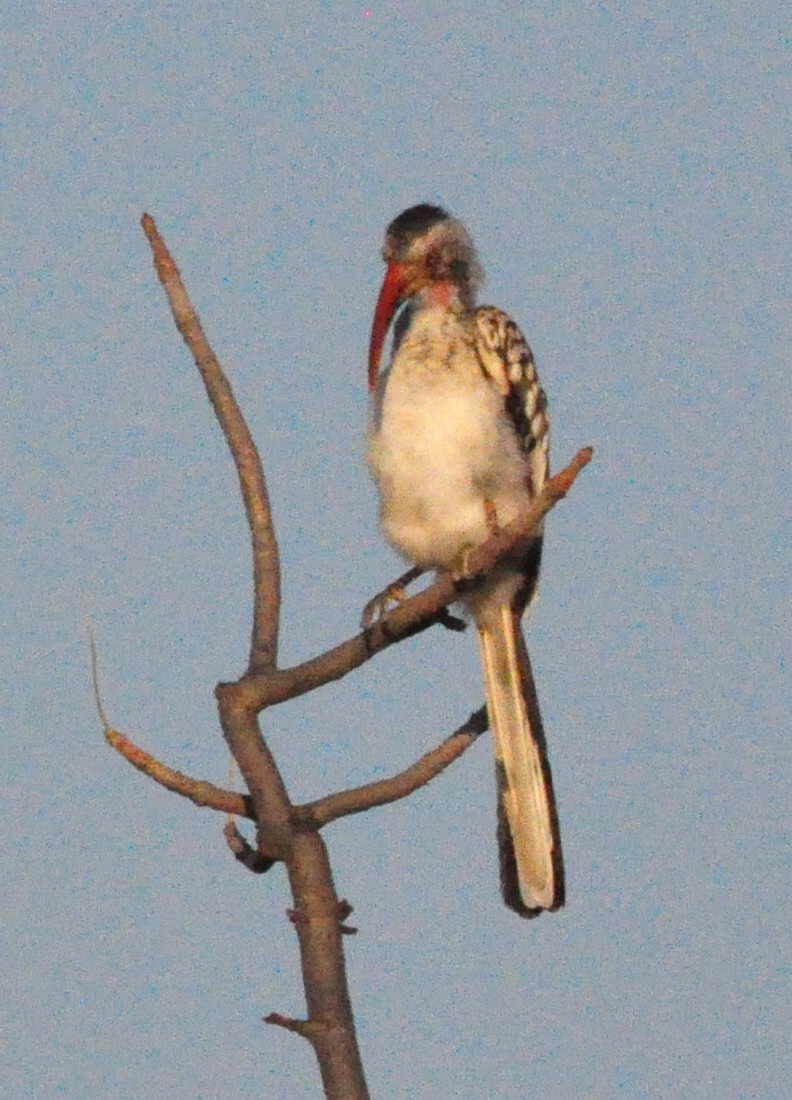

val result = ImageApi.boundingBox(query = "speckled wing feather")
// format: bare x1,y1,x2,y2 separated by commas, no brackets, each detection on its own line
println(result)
474,305,549,613
474,306,549,492
473,306,563,916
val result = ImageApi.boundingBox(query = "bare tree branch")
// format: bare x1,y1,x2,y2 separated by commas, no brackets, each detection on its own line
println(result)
139,214,370,1098
296,707,488,828
103,707,486,828
283,829,368,1098
105,727,253,816
141,214,280,672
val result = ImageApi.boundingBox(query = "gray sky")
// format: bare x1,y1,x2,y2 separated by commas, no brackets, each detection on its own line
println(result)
2,3,789,1097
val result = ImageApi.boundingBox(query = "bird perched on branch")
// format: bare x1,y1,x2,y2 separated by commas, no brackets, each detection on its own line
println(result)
366,204,564,916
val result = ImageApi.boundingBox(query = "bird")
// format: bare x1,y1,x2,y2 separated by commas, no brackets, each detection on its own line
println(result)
366,203,564,917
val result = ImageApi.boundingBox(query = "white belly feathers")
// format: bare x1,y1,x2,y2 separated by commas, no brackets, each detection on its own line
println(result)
367,309,531,571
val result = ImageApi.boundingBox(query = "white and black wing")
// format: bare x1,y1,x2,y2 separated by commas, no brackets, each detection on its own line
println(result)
474,305,549,497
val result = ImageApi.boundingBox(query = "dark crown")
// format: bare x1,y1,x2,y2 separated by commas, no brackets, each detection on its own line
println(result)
386,204,451,246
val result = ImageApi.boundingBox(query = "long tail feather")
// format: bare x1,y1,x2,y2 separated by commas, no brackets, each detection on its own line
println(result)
476,605,564,916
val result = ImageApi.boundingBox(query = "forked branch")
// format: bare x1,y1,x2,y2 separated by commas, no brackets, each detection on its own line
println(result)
102,705,489,828
139,214,368,1099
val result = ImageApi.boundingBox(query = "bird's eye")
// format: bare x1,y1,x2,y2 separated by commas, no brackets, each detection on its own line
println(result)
449,258,468,283
425,251,440,277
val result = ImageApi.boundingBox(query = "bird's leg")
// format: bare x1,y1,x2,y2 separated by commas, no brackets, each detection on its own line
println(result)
361,565,424,628
452,499,501,582
484,497,501,537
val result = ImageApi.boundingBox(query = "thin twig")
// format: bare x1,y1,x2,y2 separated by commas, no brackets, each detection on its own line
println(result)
141,214,281,672
87,619,111,731
297,707,488,827
105,727,253,816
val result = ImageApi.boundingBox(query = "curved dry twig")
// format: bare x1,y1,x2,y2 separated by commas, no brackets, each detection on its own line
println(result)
296,707,488,828
92,618,253,818
141,214,280,672
105,727,253,817
224,818,277,872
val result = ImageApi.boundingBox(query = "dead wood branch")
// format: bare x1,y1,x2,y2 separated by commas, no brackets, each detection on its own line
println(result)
296,707,488,828
105,727,253,816
103,707,487,828
141,213,280,672
138,214,369,1099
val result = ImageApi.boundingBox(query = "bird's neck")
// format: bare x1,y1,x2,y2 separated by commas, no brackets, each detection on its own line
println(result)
392,287,471,360
416,280,475,313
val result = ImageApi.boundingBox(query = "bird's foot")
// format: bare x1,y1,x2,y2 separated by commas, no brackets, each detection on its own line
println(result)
361,566,424,629
451,500,501,584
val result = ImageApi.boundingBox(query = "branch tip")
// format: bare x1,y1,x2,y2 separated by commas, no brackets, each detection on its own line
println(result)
87,619,110,731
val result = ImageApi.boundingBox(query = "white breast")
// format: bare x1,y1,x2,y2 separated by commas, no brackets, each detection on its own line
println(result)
367,308,532,571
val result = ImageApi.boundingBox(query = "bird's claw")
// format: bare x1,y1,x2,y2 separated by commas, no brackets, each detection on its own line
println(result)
451,501,499,584
361,566,424,629
451,545,477,583
361,584,408,629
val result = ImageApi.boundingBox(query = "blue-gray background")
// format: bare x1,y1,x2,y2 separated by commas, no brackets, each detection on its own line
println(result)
3,3,788,1097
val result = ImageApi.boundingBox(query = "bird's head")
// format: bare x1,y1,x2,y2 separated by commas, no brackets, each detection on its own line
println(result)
368,204,483,390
